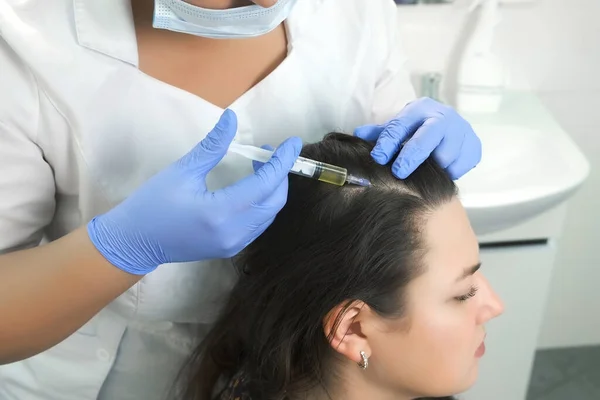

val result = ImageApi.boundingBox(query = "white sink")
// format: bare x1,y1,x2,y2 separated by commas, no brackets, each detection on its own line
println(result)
457,124,589,235
394,0,589,235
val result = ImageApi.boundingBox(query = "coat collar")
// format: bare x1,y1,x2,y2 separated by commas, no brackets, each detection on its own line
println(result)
73,0,138,66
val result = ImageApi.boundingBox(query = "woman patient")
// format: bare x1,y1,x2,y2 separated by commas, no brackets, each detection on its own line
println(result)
177,133,504,400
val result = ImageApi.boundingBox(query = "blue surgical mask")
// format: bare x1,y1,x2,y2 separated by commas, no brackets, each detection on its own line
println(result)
152,0,298,39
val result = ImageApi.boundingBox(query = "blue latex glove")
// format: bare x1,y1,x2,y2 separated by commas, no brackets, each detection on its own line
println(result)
88,109,302,275
354,97,482,180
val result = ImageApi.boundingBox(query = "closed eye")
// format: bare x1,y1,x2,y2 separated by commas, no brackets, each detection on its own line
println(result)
455,285,479,302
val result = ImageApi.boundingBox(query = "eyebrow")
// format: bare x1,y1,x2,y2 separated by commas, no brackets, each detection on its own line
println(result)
456,263,482,282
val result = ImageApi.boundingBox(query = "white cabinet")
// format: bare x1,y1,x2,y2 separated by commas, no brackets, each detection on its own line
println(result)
459,205,568,400
461,243,557,400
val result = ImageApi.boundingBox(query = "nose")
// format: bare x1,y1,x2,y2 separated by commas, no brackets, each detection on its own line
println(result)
476,275,504,324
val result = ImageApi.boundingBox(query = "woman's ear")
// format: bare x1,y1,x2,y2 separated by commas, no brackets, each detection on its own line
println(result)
323,301,372,366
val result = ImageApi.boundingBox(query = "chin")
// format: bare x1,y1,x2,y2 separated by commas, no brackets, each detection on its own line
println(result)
420,368,480,399
453,364,480,395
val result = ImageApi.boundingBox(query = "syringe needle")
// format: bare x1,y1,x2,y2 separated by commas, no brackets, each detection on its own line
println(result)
346,174,371,187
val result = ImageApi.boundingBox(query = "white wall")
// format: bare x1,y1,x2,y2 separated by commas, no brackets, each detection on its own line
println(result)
493,0,600,349
398,0,600,348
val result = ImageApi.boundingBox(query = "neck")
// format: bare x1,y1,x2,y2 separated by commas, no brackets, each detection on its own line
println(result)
297,366,414,400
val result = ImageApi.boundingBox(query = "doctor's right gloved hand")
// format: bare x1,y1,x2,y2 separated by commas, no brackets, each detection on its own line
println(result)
87,110,302,275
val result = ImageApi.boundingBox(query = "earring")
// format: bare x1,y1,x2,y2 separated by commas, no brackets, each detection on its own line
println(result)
358,351,369,370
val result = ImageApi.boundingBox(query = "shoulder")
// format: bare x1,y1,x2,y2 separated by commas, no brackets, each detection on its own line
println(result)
0,0,74,95
0,0,73,41
0,0,72,22
0,36,40,139
0,0,80,138
0,0,79,56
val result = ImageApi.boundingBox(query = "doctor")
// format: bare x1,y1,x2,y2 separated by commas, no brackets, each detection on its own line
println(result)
0,0,481,399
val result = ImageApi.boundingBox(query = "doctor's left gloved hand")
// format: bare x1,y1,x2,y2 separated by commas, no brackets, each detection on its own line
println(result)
354,97,482,180
87,109,302,275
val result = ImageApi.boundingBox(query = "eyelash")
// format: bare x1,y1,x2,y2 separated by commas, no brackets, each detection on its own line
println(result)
455,286,479,302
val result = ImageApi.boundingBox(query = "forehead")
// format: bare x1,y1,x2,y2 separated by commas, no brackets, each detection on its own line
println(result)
420,198,479,279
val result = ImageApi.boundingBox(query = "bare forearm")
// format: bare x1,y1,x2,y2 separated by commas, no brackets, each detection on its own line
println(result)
0,227,141,364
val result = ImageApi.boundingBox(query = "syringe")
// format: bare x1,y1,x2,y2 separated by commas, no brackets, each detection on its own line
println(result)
228,142,371,187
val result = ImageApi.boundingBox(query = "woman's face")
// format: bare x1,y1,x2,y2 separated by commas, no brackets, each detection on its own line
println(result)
366,197,504,398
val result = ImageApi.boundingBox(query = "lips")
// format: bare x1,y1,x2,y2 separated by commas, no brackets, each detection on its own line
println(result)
475,333,487,358
475,340,486,357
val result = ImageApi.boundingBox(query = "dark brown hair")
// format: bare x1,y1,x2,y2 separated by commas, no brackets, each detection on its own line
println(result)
176,133,458,400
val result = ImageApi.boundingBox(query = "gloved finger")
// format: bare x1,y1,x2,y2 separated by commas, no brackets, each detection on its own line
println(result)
353,124,386,142
252,144,275,172
180,109,238,173
371,98,442,165
445,131,482,180
431,128,465,170
221,136,302,205
391,118,444,179
239,177,288,232
253,172,289,210
234,177,288,252
242,215,277,250
370,118,413,165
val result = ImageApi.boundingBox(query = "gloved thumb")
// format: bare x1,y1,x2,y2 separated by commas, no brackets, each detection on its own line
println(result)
252,144,275,172
179,109,238,173
221,137,302,205
354,123,386,142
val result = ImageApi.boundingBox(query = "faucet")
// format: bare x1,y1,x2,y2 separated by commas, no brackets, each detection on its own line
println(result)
420,72,443,102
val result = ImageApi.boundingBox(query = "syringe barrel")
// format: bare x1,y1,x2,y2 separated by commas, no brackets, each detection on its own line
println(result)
291,157,347,186
228,143,348,186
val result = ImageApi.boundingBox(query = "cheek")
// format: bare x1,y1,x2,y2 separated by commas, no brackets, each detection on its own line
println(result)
373,306,481,396
422,302,479,342
410,306,478,367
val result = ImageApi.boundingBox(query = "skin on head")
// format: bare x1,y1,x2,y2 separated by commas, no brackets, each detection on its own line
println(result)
177,133,504,400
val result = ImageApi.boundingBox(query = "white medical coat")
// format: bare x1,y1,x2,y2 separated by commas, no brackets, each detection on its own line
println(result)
0,0,415,398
